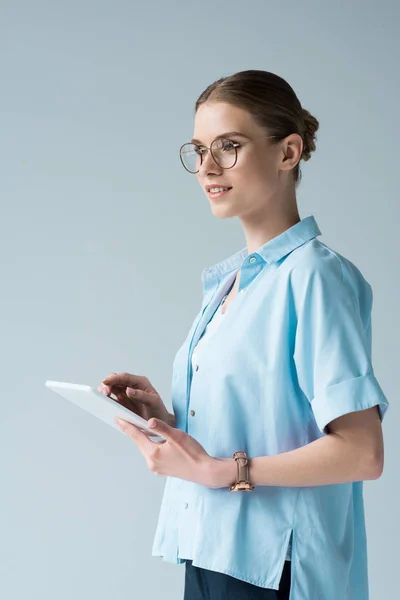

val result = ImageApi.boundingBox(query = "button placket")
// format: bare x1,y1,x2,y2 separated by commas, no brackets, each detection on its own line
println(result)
188,358,198,427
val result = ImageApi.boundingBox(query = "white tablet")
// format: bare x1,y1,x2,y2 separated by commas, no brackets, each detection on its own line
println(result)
44,380,166,443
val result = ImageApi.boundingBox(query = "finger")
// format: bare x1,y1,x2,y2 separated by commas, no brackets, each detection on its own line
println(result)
114,391,143,416
98,385,128,410
147,419,180,444
115,418,140,440
97,385,110,397
115,418,155,450
102,373,118,389
102,373,124,394
99,381,126,398
103,372,143,387
126,387,158,408
100,385,115,398
98,382,113,396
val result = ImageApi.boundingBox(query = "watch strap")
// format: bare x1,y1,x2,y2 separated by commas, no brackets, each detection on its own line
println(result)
230,451,255,492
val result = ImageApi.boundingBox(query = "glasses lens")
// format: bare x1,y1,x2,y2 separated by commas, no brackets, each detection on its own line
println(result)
211,138,237,169
180,143,202,173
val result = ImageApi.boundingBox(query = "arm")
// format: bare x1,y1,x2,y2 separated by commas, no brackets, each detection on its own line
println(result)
208,406,384,489
209,259,389,490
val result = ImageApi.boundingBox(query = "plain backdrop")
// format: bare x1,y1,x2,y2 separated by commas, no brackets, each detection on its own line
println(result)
1,1,398,598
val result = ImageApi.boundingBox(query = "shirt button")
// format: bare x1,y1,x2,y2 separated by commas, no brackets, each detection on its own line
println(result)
249,256,256,263
190,410,195,417
184,502,188,509
195,364,199,371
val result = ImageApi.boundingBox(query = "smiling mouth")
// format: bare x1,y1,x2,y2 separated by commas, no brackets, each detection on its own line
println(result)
207,188,233,198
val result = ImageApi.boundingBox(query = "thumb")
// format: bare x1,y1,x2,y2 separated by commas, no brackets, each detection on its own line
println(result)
148,418,175,438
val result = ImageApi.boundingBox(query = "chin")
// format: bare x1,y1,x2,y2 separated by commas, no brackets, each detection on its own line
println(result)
210,205,238,219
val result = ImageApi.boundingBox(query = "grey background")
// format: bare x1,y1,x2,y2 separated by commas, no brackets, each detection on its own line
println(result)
1,1,398,598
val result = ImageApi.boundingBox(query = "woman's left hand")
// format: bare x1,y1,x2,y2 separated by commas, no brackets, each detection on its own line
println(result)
115,417,217,488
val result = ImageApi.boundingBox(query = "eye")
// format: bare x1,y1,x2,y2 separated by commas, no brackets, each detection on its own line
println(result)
195,146,207,156
220,139,240,152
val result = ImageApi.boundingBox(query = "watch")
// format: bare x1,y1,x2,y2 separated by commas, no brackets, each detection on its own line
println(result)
229,451,255,492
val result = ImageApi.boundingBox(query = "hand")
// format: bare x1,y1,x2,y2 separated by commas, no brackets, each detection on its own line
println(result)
115,417,217,488
98,372,175,427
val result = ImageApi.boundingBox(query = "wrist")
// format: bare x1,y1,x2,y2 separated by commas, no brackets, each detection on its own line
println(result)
207,457,237,489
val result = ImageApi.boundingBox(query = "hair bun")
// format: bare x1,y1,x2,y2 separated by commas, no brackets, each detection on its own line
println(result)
301,108,319,162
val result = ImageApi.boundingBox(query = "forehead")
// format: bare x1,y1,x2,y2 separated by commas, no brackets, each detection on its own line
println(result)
192,101,261,144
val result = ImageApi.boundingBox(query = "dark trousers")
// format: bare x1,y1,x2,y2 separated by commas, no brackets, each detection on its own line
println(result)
183,559,291,600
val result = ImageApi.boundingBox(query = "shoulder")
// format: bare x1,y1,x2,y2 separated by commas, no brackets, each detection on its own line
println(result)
288,239,373,315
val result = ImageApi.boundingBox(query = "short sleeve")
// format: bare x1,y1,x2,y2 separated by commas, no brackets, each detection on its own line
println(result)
292,257,389,435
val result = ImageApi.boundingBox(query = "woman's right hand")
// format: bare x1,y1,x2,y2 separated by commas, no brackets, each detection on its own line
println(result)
98,372,175,427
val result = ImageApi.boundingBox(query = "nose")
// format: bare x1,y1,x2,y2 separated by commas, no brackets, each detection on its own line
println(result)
199,148,222,175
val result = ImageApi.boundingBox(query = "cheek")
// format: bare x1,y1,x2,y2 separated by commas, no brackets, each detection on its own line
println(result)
234,158,276,192
253,152,277,178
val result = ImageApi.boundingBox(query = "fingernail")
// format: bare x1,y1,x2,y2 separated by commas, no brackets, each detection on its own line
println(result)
127,388,136,395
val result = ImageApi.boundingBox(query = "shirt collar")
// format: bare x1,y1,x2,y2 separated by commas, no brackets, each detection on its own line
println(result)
202,214,322,283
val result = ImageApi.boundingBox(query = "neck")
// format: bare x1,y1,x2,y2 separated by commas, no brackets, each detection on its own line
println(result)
240,204,300,256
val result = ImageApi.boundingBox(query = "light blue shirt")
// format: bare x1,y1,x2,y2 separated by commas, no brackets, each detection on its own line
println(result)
151,214,389,599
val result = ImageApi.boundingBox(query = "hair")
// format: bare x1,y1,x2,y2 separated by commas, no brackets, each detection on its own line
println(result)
194,70,319,188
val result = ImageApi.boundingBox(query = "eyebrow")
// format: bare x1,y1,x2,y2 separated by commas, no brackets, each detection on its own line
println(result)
191,131,250,145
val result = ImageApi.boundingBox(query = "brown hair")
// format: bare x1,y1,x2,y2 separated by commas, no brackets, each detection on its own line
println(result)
194,69,319,188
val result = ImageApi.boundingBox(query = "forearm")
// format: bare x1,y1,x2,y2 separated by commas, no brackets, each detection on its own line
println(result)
209,433,380,489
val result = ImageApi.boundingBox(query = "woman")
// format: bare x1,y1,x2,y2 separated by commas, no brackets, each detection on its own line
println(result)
99,70,389,600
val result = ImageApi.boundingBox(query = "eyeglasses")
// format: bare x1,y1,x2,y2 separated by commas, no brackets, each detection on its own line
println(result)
179,135,280,174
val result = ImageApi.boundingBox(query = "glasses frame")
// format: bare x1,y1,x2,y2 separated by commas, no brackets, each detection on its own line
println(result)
179,135,280,174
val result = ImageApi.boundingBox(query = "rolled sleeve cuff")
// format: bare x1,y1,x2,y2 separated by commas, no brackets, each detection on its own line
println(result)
311,371,389,434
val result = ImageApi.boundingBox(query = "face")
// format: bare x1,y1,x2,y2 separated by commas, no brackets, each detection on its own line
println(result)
191,101,301,220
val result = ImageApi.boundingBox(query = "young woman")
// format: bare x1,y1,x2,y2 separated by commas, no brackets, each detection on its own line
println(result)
99,70,389,600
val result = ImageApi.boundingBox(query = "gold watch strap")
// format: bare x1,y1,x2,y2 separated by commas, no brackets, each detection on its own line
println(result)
230,451,255,492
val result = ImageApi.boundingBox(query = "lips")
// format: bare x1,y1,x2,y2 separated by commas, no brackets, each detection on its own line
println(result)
205,185,232,192
207,188,232,199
